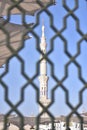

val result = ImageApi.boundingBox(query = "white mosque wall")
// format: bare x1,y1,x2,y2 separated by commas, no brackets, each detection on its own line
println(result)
39,121,84,130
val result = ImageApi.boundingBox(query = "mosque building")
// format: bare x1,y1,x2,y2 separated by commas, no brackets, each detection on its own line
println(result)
0,24,87,130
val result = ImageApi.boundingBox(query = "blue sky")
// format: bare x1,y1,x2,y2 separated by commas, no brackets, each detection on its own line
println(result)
0,0,87,117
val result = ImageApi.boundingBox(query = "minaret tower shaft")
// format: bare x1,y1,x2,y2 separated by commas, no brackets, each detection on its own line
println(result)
39,24,49,100
39,24,50,118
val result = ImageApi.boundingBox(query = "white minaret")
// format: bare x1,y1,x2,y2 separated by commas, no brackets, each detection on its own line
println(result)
39,23,50,118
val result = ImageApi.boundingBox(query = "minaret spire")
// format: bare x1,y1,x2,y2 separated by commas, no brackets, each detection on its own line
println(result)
40,23,47,76
39,23,50,118
42,22,45,37
40,22,47,54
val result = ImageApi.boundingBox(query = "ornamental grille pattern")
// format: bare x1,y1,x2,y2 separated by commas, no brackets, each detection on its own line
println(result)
0,0,87,130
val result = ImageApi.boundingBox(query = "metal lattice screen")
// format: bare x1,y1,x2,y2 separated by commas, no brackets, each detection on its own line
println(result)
0,0,87,130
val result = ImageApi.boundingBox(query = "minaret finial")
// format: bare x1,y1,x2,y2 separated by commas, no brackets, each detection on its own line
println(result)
42,19,45,37
40,20,46,53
